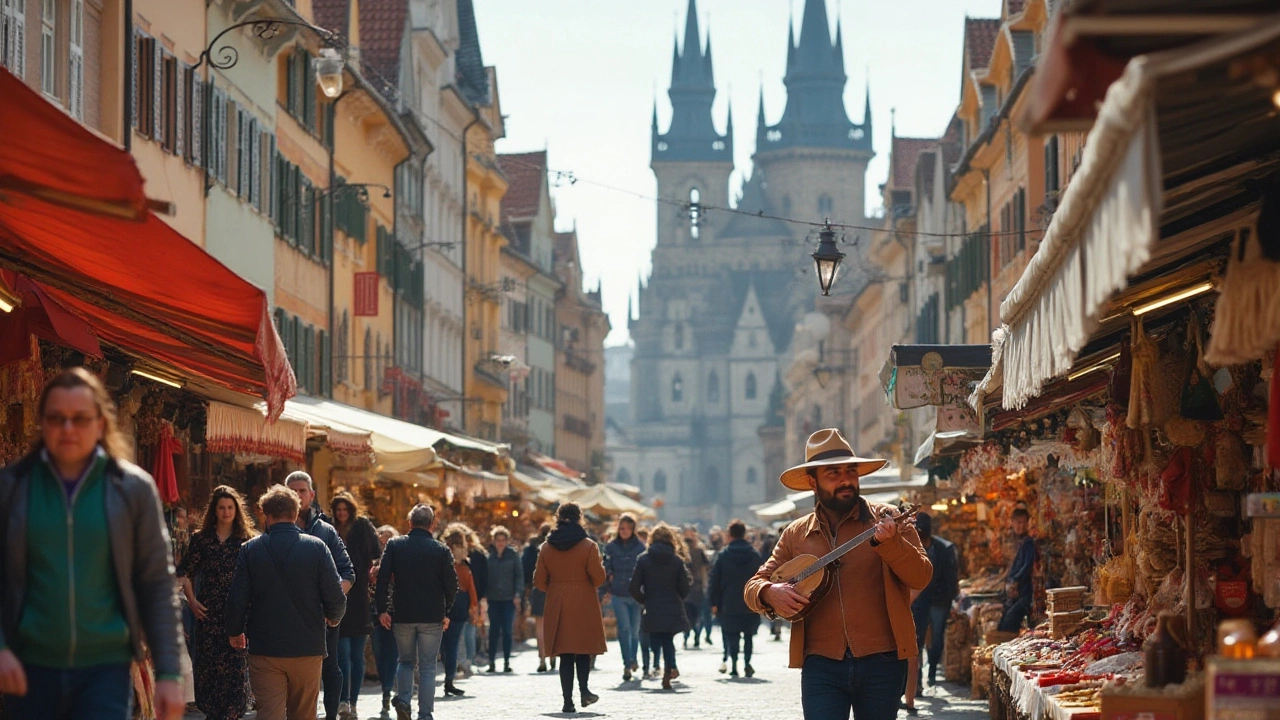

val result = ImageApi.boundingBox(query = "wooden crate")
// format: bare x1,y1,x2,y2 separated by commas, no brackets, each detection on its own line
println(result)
1050,610,1087,639
1101,682,1204,720
1047,586,1089,613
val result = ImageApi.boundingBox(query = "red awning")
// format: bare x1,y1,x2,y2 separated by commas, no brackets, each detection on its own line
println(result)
0,67,296,418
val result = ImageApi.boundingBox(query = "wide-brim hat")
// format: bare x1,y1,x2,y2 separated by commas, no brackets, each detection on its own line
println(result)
779,428,888,491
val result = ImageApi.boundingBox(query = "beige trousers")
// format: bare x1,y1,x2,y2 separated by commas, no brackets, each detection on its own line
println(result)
248,654,323,720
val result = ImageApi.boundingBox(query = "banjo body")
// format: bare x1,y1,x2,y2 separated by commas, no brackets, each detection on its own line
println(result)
767,503,920,623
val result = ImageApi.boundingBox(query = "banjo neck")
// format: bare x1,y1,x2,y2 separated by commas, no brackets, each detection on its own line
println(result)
791,504,919,584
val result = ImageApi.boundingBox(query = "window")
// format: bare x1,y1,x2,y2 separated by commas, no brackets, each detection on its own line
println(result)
671,374,683,403
67,0,82,118
159,52,178,153
746,467,758,485
688,187,701,239
133,32,156,137
673,323,684,350
707,370,719,403
208,86,227,185
1045,136,1061,197
745,372,757,400
653,470,668,493
748,331,757,349
335,180,369,243
182,65,202,166
285,48,317,133
2,0,28,78
363,328,373,391
818,194,833,216
40,0,53,96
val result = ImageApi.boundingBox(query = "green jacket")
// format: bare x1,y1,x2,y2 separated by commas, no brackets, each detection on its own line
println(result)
16,452,132,668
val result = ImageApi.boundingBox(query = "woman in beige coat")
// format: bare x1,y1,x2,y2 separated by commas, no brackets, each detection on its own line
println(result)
534,502,607,714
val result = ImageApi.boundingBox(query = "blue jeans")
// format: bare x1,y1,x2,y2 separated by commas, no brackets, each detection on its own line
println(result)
394,622,444,720
462,621,477,664
487,599,515,664
611,596,642,668
322,624,341,718
7,662,133,720
912,602,949,680
337,635,368,705
801,652,907,720
442,619,467,683
371,623,399,693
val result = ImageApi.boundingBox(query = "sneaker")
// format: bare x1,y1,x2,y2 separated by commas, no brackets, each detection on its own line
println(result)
392,697,412,720
581,691,599,707
719,661,727,674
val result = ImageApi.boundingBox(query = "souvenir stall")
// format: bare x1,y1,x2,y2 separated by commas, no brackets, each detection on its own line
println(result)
963,10,1280,720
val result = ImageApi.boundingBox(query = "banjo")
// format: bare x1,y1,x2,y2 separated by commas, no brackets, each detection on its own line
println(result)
768,503,921,622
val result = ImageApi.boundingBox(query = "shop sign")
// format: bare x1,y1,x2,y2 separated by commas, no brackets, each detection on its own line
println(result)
354,273,378,316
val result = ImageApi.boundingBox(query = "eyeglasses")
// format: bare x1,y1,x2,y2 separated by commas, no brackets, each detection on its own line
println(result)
42,413,100,429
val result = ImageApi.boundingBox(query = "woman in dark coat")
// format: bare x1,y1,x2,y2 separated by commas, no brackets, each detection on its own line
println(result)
535,503,607,714
330,491,381,715
177,486,257,720
630,523,691,690
708,519,764,678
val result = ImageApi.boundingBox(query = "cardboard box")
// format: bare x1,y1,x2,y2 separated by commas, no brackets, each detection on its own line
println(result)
1101,680,1205,720
1206,657,1280,720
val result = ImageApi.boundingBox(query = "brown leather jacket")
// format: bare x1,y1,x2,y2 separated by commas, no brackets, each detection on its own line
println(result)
744,500,932,668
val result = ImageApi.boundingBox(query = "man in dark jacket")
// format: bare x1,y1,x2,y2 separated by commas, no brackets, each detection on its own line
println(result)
377,504,457,720
286,472,354,720
910,513,959,688
227,484,346,720
998,508,1037,633
0,369,185,720
486,526,523,673
603,514,645,681
709,519,764,677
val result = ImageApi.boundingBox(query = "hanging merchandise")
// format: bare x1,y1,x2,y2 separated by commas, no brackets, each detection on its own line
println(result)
151,422,182,506
1158,446,1193,515
1179,316,1223,422
1205,218,1280,366
1127,319,1157,430
1215,431,1248,491
1270,345,1280,469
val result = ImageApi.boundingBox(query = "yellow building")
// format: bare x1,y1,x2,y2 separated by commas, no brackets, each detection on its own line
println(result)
948,0,1085,344
462,65,508,440
553,230,610,477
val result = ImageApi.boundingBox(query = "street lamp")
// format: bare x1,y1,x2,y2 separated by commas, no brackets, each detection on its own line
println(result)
811,219,845,296
317,182,391,201
194,18,345,73
314,48,344,98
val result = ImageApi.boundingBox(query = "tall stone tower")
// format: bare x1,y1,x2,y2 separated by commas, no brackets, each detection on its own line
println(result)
616,0,873,526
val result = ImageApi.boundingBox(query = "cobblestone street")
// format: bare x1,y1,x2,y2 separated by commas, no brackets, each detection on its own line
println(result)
184,630,990,720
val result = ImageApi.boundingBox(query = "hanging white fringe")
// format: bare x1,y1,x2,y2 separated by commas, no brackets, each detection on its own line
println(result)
1204,226,1280,366
206,401,307,462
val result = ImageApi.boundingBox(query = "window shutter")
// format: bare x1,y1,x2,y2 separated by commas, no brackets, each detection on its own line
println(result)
174,60,184,157
248,117,259,209
319,329,330,397
266,135,276,221
68,0,83,119
320,189,332,263
216,88,228,186
190,72,202,167
129,29,140,128
152,39,162,140
11,0,23,79
301,177,315,255
302,51,316,131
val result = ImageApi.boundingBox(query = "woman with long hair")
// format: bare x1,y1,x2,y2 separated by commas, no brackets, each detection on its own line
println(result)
369,525,401,714
445,523,488,677
440,528,480,697
177,486,258,720
630,523,691,690
329,491,381,718
682,528,710,649
535,503,607,713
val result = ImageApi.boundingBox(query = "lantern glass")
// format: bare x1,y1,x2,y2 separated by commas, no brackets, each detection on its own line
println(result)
815,257,840,295
315,49,344,98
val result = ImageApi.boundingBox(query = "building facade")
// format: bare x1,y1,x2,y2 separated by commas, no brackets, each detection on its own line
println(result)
554,229,609,478
615,0,875,524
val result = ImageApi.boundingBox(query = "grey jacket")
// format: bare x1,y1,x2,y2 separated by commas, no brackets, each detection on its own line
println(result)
0,452,183,679
487,547,524,602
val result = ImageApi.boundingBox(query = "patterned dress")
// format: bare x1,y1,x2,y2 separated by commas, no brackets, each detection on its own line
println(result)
177,532,249,720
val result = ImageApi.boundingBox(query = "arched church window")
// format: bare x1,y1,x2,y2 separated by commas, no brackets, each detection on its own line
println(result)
707,371,720,402
818,194,834,216
747,467,759,485
654,470,668,493
745,372,757,400
674,323,684,350
781,195,792,216
688,188,701,240
672,374,684,403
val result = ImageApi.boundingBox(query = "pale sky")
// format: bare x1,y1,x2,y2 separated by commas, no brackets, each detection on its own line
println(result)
472,0,1003,345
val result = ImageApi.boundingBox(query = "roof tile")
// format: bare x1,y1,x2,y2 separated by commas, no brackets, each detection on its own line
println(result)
965,17,1002,71
358,0,408,92
312,0,350,44
496,151,547,222
889,137,936,190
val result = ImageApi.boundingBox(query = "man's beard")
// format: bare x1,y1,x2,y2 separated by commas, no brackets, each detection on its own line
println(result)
815,482,860,516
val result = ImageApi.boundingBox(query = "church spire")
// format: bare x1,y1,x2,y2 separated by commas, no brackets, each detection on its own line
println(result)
759,0,870,154
864,74,873,135
652,0,731,164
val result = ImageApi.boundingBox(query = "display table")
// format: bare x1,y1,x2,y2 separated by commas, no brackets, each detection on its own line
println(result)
994,644,1103,720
